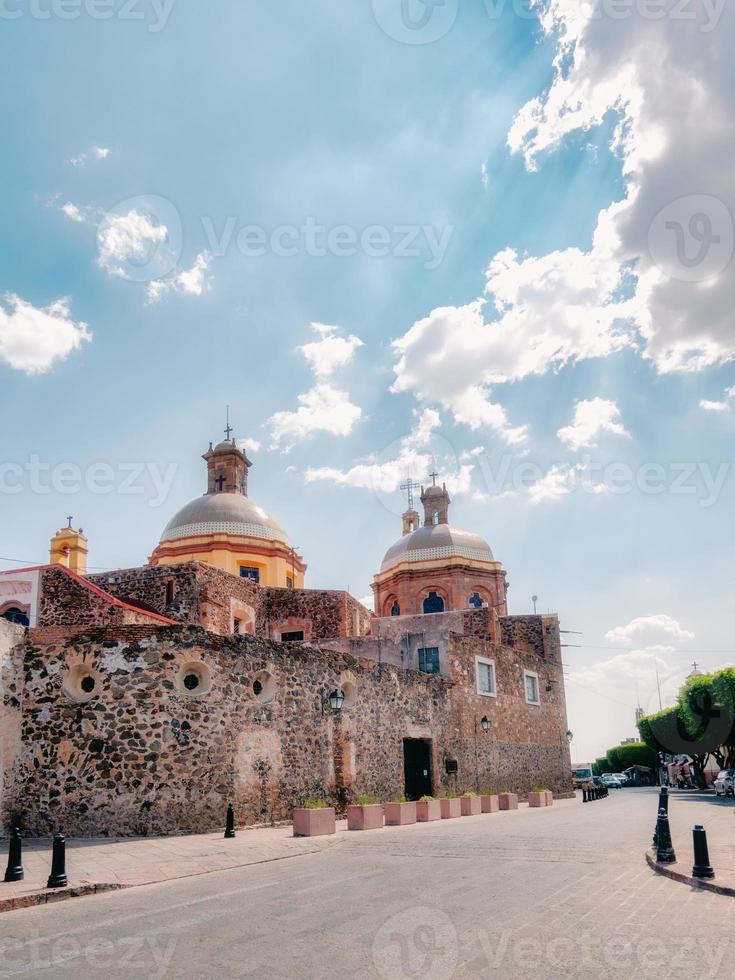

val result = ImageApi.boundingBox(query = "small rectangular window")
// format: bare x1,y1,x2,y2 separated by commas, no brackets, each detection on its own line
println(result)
418,648,441,674
525,671,540,705
475,657,497,697
233,618,242,635
240,566,260,583
281,630,305,642
286,577,294,589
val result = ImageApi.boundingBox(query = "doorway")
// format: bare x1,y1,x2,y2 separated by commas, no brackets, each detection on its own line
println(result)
403,738,433,800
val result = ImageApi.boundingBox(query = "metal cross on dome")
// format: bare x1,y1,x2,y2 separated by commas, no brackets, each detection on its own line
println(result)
429,471,439,486
66,516,74,529
399,476,421,510
224,405,233,441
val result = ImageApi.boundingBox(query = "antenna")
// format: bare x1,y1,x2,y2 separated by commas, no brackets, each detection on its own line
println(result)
532,595,538,614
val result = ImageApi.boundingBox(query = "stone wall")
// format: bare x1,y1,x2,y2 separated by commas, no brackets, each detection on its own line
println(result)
38,566,172,628
3,613,572,837
260,587,371,642
0,620,24,825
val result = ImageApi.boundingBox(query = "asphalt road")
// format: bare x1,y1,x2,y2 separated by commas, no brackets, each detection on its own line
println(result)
0,789,732,980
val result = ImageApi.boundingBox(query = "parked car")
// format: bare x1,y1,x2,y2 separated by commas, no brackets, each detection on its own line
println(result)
612,772,629,786
601,774,623,789
713,770,735,796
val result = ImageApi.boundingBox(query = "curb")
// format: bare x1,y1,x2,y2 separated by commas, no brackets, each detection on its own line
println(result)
645,850,735,897
0,882,124,914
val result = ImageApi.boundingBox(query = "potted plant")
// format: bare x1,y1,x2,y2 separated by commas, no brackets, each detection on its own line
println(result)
498,790,519,811
460,791,481,816
480,790,499,813
293,799,336,837
416,795,441,822
528,787,547,807
440,791,461,819
545,790,554,806
384,794,417,826
347,794,384,831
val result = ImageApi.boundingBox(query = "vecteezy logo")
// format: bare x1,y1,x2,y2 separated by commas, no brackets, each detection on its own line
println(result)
647,195,734,283
371,0,459,45
372,906,458,980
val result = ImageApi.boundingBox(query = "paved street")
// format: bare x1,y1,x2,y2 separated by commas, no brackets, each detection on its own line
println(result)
0,789,732,979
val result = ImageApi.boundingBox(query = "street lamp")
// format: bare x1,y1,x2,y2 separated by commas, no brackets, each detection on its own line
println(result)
328,689,345,713
566,730,573,744
481,716,491,734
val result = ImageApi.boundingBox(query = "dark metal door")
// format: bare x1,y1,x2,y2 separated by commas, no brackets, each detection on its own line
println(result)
403,739,433,800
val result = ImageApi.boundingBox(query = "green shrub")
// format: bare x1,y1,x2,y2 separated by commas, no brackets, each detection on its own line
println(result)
444,791,458,799
419,795,434,803
355,793,378,806
531,786,547,793
304,799,328,809
393,794,408,804
481,789,496,796
462,791,477,798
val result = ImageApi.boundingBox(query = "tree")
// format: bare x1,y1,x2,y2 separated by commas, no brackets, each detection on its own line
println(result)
607,742,657,772
711,668,735,767
593,756,613,775
679,673,733,770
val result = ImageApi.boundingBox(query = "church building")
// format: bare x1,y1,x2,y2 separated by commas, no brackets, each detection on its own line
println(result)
0,424,573,836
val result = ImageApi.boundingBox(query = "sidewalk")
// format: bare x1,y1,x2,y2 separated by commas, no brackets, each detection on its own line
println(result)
645,789,735,895
0,823,340,913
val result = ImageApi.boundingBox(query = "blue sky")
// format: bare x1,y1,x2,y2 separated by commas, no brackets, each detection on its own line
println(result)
1,0,734,761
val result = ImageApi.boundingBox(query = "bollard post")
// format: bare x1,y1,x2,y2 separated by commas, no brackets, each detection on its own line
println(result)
46,832,68,889
655,808,676,864
4,828,23,883
224,803,236,839
582,787,586,802
692,825,714,879
653,786,669,849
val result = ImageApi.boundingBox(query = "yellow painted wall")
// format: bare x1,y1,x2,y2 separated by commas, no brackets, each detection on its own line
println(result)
150,534,305,588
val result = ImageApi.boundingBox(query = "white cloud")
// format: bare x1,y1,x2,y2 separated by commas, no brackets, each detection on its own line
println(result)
700,399,729,413
268,323,364,449
270,383,362,451
61,202,87,224
92,146,111,160
238,438,262,455
558,398,630,450
406,407,441,448
357,593,375,612
306,449,474,497
97,210,169,279
299,322,363,379
69,145,111,167
605,614,695,647
146,251,212,303
570,645,676,693
0,294,91,374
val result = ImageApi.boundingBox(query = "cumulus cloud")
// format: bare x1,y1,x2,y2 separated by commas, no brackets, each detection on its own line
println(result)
61,202,87,224
270,384,363,451
299,322,364,379
70,145,111,167
146,251,212,303
268,323,364,450
306,450,474,497
570,645,676,692
238,438,262,455
558,398,630,450
700,399,729,413
391,1,735,437
0,294,91,374
97,210,169,279
405,407,442,448
605,614,695,647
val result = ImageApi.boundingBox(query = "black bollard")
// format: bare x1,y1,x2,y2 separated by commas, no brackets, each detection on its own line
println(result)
653,786,669,849
692,825,714,879
224,803,236,839
4,828,23,883
46,832,68,889
655,807,676,864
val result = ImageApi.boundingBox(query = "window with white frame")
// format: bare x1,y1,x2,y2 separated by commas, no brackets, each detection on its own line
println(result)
524,670,540,705
475,657,497,697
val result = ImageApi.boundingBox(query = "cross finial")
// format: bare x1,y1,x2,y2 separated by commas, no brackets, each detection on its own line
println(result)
224,405,233,442
399,475,421,510
215,474,226,492
692,661,699,672
66,516,74,529
430,471,439,486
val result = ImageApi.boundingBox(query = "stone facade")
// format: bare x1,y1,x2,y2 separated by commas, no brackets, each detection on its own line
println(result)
1,607,572,837
0,619,24,826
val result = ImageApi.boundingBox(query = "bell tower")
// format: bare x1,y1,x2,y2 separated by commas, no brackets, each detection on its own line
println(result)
202,414,252,496
421,473,450,526
49,518,88,575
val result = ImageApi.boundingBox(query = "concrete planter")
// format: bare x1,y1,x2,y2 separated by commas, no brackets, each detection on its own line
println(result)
347,804,384,831
384,802,417,826
545,791,554,806
293,807,336,837
498,792,519,811
416,800,441,822
481,795,499,813
461,796,481,816
440,798,462,819
528,791,547,808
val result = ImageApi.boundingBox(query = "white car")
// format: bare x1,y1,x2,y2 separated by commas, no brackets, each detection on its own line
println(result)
601,774,622,789
612,772,629,786
714,770,735,796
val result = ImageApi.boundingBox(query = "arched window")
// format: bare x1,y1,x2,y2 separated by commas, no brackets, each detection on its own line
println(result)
468,592,484,609
1,607,29,627
431,510,439,526
390,600,401,617
422,592,445,614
